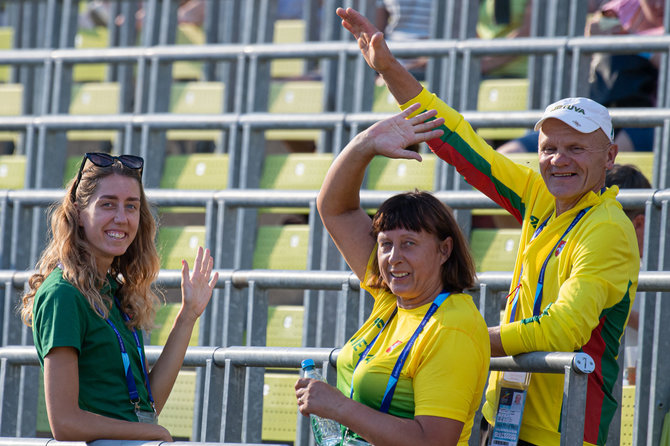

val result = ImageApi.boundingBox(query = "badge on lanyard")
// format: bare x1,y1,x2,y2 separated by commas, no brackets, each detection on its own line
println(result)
492,207,591,445
490,371,531,445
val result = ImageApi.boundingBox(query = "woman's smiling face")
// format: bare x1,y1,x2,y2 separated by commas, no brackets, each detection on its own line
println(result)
78,173,141,274
377,228,452,309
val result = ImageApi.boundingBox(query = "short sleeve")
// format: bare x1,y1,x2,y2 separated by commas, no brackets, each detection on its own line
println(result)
33,282,87,363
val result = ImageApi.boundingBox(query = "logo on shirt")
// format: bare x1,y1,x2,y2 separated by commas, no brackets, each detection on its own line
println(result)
530,215,539,229
554,240,567,257
386,340,403,353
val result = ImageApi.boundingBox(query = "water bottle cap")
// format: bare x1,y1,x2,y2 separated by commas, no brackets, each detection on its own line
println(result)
301,359,315,369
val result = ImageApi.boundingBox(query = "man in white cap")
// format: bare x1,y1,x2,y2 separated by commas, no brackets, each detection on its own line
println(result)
337,7,639,446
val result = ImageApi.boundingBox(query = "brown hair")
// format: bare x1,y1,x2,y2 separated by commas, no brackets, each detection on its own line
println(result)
21,158,162,329
606,163,652,219
365,190,476,293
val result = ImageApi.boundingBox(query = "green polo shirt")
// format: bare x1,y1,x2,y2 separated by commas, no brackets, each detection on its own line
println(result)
33,268,153,422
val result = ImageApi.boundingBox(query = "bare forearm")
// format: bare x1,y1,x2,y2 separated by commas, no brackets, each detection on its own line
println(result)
317,133,375,218
50,409,170,441
378,58,424,105
489,325,506,357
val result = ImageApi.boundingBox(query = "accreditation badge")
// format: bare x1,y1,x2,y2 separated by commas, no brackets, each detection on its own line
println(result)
489,372,530,446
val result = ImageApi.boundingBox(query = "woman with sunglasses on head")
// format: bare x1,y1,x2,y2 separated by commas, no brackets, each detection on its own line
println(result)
21,152,219,441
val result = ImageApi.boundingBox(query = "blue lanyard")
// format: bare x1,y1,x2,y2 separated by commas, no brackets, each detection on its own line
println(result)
350,292,450,413
508,207,591,323
97,296,155,412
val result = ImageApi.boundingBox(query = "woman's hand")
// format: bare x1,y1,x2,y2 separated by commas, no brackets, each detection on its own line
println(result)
337,7,396,73
180,246,219,322
351,103,444,161
295,376,348,419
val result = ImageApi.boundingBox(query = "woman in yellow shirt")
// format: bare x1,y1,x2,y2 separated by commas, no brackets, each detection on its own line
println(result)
294,104,490,445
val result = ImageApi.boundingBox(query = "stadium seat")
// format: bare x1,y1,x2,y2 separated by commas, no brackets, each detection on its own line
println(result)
159,369,197,440
36,372,50,435
259,152,332,213
156,226,206,270
470,228,521,272
476,78,529,141
160,153,229,212
0,83,23,145
266,305,304,347
0,26,13,82
616,152,654,185
73,26,109,82
149,303,199,440
68,82,120,142
167,81,225,142
62,155,81,186
265,80,324,142
372,84,399,113
271,19,306,79
160,153,229,188
506,152,540,172
365,153,437,191
0,154,26,189
253,224,310,270
262,372,300,442
620,385,635,446
173,23,206,81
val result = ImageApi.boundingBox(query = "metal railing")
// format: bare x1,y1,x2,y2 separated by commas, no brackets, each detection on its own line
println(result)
0,344,593,446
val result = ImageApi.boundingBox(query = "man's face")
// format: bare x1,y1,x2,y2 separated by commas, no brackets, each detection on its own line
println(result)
538,118,617,215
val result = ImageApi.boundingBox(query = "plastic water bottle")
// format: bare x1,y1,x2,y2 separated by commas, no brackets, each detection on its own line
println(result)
301,359,342,446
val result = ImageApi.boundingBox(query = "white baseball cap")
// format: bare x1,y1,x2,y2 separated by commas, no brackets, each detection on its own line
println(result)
534,97,614,142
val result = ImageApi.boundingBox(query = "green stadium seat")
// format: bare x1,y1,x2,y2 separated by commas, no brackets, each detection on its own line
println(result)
506,152,539,172
262,372,300,442
0,26,13,82
159,369,197,440
365,154,436,191
470,228,521,272
173,23,206,81
156,226,206,270
73,26,109,82
160,153,228,189
160,153,228,212
266,305,303,347
0,154,26,189
265,80,324,142
253,224,309,270
372,84,398,113
620,385,635,446
68,82,120,142
62,155,81,187
0,83,23,144
167,82,225,142
151,303,200,346
271,19,306,79
616,152,654,185
36,371,50,435
259,152,332,213
477,78,529,141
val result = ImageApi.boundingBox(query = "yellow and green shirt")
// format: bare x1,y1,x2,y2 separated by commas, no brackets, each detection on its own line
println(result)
337,250,490,445
401,88,639,446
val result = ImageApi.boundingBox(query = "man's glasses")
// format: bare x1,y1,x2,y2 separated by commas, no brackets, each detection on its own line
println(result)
71,152,144,199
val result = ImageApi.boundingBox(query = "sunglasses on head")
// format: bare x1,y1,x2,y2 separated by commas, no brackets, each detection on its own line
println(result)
71,152,144,200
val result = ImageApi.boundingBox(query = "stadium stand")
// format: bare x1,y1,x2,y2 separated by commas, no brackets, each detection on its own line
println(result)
2,0,670,445
0,154,25,189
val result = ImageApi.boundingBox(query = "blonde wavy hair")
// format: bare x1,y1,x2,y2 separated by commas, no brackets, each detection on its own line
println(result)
21,157,162,330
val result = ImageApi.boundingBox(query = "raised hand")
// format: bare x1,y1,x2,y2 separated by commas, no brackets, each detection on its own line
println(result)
337,7,396,73
350,103,444,161
180,246,219,321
